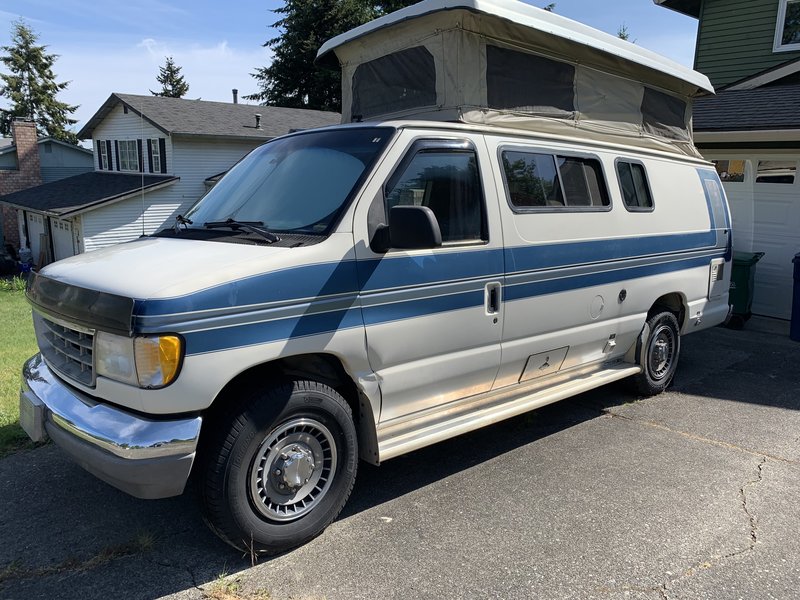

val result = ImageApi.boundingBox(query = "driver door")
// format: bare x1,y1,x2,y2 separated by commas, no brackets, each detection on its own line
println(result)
353,132,505,423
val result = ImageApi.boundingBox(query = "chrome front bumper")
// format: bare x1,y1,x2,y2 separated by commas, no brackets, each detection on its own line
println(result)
20,354,202,499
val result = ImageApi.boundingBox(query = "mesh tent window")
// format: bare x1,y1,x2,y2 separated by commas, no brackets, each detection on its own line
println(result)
486,45,575,116
352,46,437,120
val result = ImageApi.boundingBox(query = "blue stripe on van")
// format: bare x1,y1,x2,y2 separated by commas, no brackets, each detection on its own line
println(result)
183,307,364,355
183,251,723,355
504,231,716,274
139,230,720,321
136,260,361,316
358,249,504,292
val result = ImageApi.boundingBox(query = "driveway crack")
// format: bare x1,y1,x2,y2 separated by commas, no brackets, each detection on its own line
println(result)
593,456,768,598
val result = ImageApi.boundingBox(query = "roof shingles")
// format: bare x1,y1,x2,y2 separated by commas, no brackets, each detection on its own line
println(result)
0,172,177,216
693,85,800,132
78,93,341,140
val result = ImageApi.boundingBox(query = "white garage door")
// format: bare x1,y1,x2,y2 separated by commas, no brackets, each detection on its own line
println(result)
25,212,45,265
51,218,75,261
715,157,800,320
751,160,800,320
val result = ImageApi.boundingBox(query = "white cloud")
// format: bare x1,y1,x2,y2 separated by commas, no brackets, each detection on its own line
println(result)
53,37,273,135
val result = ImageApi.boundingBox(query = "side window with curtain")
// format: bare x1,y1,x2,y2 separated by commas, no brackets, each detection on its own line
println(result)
385,147,486,244
616,160,654,211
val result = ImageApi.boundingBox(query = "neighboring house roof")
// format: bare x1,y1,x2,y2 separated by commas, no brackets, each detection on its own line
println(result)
693,84,800,131
652,0,700,18
724,58,800,91
78,93,342,140
0,136,94,157
0,172,178,217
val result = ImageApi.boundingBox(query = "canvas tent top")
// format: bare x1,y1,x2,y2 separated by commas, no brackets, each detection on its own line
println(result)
317,0,715,157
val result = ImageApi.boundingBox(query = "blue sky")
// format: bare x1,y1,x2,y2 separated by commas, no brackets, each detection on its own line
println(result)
1,0,699,134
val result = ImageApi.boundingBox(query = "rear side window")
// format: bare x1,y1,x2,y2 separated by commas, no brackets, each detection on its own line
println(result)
617,160,654,211
501,150,609,210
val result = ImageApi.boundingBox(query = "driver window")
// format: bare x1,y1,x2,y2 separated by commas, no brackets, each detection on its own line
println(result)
385,149,486,243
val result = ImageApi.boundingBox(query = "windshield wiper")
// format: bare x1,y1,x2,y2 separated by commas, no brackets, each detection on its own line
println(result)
173,214,193,233
204,219,280,243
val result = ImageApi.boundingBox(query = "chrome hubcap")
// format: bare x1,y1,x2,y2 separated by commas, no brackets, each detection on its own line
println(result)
249,417,337,522
648,325,675,381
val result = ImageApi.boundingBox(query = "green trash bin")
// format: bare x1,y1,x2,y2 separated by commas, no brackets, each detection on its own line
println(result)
727,251,765,329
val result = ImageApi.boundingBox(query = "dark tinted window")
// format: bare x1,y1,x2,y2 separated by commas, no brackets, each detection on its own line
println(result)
502,150,609,209
386,150,485,243
617,161,654,210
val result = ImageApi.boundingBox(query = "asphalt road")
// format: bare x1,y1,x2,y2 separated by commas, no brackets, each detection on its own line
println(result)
1,319,798,600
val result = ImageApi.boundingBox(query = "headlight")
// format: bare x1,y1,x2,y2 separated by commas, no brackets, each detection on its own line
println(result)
95,332,183,388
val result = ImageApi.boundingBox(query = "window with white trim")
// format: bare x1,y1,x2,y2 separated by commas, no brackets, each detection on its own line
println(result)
99,141,109,170
775,0,800,51
150,139,161,173
118,140,138,171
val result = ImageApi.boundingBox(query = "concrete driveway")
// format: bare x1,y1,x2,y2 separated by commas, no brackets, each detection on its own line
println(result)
1,319,799,600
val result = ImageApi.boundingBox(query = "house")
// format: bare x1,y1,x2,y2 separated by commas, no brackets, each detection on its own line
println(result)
0,119,93,251
0,93,340,266
656,0,800,320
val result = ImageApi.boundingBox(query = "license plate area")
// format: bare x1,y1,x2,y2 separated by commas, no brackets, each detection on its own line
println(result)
19,390,47,443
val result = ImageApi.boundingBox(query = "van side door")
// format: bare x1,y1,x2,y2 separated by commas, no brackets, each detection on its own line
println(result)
485,137,623,389
352,131,504,423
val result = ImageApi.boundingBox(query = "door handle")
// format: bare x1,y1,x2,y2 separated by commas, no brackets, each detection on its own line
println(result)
485,282,501,315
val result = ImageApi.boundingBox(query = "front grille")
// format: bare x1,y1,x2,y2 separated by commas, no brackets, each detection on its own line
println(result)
33,312,95,386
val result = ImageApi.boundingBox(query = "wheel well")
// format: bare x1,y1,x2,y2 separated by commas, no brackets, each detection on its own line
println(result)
202,353,378,464
648,292,686,328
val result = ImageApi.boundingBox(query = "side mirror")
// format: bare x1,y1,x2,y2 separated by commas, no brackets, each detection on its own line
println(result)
385,205,442,250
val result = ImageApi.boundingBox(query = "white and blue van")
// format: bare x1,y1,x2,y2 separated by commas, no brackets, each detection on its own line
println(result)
20,0,732,554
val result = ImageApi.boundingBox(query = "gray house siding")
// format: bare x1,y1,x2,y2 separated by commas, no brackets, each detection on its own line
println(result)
0,140,93,182
39,141,94,183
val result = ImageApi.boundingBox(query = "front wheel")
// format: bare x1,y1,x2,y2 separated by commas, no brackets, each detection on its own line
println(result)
197,379,358,555
629,311,681,396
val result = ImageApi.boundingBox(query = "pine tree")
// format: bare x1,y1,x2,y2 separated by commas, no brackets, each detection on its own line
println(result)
150,56,190,98
0,21,78,144
246,0,417,112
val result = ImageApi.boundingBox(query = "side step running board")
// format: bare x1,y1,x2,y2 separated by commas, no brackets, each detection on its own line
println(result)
377,363,642,461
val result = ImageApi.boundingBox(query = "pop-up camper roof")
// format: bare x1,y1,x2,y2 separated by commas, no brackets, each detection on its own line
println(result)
317,0,714,157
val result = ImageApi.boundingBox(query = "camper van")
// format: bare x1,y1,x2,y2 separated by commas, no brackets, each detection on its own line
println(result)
20,0,732,554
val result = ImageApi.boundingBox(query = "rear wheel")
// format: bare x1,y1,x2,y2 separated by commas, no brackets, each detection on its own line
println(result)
197,379,358,555
629,311,681,396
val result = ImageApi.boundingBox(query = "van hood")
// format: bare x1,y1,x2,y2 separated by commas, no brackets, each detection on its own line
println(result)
38,237,293,300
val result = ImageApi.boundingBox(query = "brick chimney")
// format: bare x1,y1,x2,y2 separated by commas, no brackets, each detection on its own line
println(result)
0,119,42,250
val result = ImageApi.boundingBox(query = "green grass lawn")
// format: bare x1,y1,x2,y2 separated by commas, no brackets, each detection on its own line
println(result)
0,280,38,457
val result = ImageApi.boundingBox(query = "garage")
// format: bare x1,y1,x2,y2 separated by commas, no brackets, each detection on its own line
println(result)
712,156,800,319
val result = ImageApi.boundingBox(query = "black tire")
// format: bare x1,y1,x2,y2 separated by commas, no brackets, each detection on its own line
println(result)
628,311,681,397
197,379,358,555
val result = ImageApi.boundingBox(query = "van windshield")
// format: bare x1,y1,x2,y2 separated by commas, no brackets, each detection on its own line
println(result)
184,127,394,235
